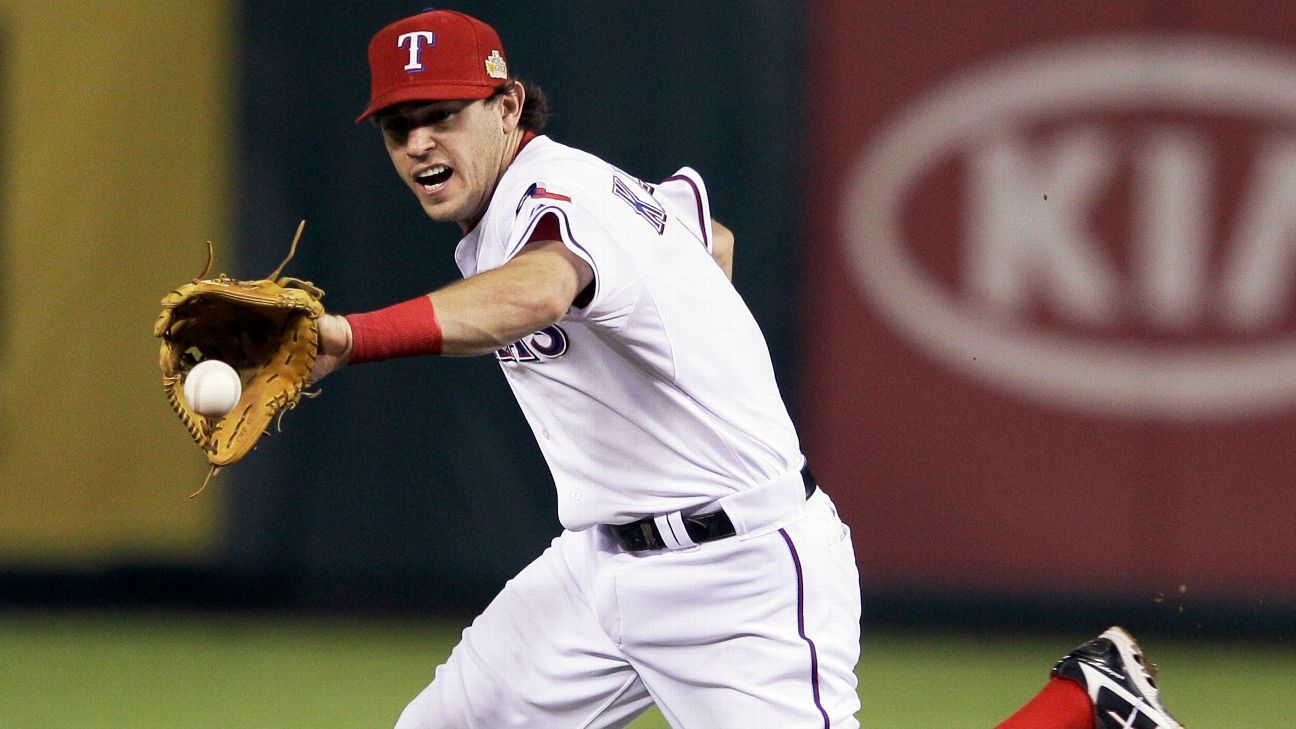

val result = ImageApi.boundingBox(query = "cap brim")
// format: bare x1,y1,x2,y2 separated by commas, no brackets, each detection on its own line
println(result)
355,83,496,123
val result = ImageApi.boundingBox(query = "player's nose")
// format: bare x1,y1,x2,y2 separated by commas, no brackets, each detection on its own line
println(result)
404,126,437,157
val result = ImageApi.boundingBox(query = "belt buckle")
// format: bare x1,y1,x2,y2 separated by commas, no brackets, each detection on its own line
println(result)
651,511,699,550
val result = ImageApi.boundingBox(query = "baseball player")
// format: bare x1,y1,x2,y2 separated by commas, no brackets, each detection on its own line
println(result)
307,9,1185,729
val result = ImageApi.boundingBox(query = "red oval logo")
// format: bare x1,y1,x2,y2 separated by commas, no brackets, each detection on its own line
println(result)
843,37,1296,420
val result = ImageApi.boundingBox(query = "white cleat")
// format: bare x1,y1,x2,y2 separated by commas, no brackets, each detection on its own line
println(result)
1052,626,1185,729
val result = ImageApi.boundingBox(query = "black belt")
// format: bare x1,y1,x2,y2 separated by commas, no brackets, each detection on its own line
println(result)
609,465,816,552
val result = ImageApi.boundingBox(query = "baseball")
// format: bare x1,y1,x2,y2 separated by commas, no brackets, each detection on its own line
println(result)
183,360,242,417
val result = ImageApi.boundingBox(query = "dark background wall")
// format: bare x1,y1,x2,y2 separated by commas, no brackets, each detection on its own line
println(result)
3,1,1293,641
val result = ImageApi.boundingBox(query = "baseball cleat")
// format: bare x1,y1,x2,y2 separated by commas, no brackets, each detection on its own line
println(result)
1053,626,1185,729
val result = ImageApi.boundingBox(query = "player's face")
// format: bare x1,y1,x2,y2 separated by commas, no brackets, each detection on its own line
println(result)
378,90,522,229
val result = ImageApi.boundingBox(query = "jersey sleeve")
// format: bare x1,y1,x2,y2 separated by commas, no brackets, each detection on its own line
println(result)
652,166,714,254
503,180,642,328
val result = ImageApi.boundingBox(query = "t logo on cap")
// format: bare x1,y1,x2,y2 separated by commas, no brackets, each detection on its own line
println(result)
398,31,437,72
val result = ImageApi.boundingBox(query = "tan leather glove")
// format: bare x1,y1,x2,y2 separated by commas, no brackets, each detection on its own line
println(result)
154,221,324,495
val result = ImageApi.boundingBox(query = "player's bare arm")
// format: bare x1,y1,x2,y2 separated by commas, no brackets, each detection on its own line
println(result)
429,238,591,356
312,238,590,381
711,219,734,280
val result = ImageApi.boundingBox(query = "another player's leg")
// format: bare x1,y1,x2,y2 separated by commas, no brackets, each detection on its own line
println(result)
997,626,1184,729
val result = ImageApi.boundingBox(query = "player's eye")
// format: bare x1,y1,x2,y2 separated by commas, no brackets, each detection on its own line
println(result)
380,115,412,137
378,101,469,142
424,110,454,126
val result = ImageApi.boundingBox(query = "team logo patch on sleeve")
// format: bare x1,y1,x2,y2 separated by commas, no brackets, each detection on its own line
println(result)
515,182,572,214
515,182,572,215
528,182,571,202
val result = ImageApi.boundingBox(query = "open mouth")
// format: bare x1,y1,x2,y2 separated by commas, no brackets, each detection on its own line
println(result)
414,165,453,192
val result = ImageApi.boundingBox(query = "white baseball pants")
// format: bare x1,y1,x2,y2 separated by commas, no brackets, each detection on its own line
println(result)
394,488,862,728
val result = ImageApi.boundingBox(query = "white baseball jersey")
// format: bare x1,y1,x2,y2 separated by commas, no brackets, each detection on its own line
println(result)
455,135,804,529
403,135,863,729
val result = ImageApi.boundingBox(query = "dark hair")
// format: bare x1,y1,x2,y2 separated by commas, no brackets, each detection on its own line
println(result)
488,79,551,133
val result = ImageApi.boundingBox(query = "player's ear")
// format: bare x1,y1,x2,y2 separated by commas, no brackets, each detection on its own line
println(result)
498,81,526,133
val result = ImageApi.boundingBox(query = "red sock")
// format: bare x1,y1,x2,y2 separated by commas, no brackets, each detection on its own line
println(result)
995,677,1094,729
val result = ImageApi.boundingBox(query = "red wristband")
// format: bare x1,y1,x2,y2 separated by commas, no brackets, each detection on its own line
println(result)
345,295,443,364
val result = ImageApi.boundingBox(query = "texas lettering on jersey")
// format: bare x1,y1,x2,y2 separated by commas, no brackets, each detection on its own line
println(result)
611,175,667,234
495,324,570,363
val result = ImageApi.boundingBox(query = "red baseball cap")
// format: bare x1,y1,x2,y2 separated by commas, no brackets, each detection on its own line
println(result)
357,9,510,123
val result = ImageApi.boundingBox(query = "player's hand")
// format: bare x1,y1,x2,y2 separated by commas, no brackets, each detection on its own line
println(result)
310,313,353,384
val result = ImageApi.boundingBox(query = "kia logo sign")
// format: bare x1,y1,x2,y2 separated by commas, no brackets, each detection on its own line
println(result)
844,37,1296,420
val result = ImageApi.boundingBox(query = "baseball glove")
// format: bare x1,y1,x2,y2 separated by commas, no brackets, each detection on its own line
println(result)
155,221,325,496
